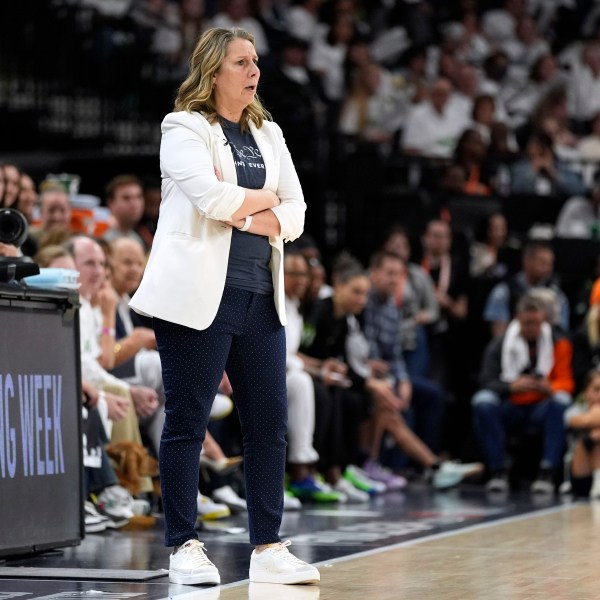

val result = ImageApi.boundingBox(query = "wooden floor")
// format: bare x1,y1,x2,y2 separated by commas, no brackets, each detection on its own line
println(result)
213,503,600,600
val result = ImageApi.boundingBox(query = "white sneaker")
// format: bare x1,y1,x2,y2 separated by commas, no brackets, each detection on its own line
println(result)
169,539,220,585
96,484,135,519
197,492,231,521
432,461,484,490
485,472,509,494
212,485,247,512
332,478,370,503
283,490,302,511
84,501,108,533
249,540,320,585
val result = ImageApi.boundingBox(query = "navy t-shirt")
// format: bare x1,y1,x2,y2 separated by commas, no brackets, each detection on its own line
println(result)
221,117,274,295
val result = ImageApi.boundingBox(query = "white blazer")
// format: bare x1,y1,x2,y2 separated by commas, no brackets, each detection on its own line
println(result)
129,110,306,330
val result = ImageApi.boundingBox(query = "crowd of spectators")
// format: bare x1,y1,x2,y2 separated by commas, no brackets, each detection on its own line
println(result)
7,0,600,533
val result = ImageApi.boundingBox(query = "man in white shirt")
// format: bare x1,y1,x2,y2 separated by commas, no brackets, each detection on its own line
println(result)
402,77,469,159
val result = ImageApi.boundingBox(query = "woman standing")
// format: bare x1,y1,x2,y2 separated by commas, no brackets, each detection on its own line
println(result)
130,28,317,587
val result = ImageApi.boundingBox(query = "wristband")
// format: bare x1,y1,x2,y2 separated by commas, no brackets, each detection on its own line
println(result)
238,215,253,232
101,327,116,337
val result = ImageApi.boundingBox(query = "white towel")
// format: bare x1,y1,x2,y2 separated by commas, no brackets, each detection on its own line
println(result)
500,319,554,382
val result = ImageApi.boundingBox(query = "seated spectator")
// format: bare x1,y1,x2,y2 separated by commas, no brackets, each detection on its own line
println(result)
308,12,356,124
509,130,586,197
563,369,600,499
469,212,510,280
502,15,549,73
420,219,469,394
29,184,73,246
102,174,146,247
503,54,565,129
472,292,573,494
1,163,21,208
533,86,580,161
0,163,24,258
364,251,445,461
402,77,469,159
6,170,39,258
470,94,496,144
555,170,600,238
567,41,600,125
108,237,164,454
382,225,439,379
483,240,570,337
338,61,405,152
68,235,159,480
452,128,493,196
283,250,348,503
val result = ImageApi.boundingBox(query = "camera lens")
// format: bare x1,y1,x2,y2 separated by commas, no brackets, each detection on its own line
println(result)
0,209,28,248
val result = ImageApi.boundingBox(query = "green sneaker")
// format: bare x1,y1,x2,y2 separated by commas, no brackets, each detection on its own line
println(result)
288,476,344,502
343,465,386,494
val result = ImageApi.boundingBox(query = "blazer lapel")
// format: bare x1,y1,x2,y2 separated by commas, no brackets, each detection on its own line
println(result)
250,123,276,191
210,121,238,184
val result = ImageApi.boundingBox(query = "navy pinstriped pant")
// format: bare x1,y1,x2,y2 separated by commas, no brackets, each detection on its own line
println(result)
153,286,288,547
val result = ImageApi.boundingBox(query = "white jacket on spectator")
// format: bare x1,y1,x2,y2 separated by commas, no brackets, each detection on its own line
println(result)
130,110,306,330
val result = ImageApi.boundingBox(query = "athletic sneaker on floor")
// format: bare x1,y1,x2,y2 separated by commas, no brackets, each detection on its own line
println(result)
84,501,109,533
343,464,387,494
332,477,370,503
362,459,408,490
197,492,231,520
249,540,320,585
530,469,555,495
432,461,484,490
96,484,135,520
212,485,248,512
288,476,344,502
169,539,220,585
283,490,302,511
485,471,510,494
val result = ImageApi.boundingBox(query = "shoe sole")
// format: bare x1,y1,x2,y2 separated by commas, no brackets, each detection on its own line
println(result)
249,569,320,585
169,570,221,585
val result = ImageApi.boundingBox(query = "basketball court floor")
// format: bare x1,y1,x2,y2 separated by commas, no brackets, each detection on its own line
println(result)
0,484,597,599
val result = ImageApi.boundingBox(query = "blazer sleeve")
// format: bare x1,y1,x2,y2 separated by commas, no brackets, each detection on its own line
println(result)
269,122,306,244
160,111,245,221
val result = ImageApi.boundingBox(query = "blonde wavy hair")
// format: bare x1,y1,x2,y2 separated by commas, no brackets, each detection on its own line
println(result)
174,27,271,132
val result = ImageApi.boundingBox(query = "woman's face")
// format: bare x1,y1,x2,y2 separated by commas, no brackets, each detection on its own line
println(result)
336,275,370,315
213,38,260,114
3,165,20,207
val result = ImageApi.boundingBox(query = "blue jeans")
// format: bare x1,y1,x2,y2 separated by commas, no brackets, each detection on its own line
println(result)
154,286,287,547
471,389,570,472
403,325,430,379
